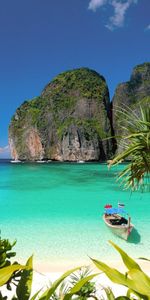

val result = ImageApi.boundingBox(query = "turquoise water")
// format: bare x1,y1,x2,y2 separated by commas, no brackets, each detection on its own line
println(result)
0,161,150,270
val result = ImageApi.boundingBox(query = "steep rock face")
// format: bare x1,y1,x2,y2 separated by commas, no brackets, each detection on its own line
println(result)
112,62,150,151
113,63,150,112
9,68,114,161
112,62,150,117
9,127,44,161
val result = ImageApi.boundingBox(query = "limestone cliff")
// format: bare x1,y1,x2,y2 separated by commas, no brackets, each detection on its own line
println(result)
9,68,114,161
112,62,150,125
112,62,150,152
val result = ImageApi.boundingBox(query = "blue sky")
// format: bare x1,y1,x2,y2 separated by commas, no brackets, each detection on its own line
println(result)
0,0,149,158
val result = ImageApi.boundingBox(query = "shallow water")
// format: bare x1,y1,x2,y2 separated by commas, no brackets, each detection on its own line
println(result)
0,161,149,270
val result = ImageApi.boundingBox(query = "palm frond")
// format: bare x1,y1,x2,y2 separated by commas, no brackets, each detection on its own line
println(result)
108,105,150,190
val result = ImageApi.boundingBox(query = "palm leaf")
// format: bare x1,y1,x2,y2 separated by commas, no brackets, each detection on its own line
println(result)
109,105,150,190
103,287,115,300
0,264,25,286
109,241,141,271
38,266,82,300
63,273,99,300
127,268,150,296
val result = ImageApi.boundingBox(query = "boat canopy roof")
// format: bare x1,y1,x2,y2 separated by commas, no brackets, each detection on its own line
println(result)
105,207,127,215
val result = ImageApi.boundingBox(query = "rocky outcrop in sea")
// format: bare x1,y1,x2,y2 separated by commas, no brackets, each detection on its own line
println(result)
9,68,114,161
9,63,150,161
112,62,150,136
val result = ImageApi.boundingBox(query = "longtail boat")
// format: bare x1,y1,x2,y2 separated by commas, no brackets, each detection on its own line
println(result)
103,205,134,240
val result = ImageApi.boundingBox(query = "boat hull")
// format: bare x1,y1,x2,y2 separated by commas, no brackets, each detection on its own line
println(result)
103,214,134,240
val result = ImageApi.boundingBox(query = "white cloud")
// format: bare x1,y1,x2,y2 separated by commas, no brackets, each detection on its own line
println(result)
106,0,132,30
88,0,138,30
88,0,107,12
0,145,10,157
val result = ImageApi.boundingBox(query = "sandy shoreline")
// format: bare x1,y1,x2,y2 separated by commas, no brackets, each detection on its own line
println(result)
2,259,150,299
33,256,150,273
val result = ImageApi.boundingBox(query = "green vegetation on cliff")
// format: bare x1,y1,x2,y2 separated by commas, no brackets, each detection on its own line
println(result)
113,62,150,107
131,62,150,77
112,62,150,146
9,67,113,161
11,68,109,130
10,63,150,161
47,68,107,101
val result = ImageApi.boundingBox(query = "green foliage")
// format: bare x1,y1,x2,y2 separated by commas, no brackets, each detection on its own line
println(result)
0,235,26,300
115,297,130,300
31,267,99,300
0,238,16,268
102,287,116,300
133,62,150,74
91,240,150,299
109,241,142,271
57,118,107,140
10,97,44,128
51,68,107,101
63,267,98,300
37,266,83,300
57,117,75,138
16,256,33,300
109,105,150,190
0,264,26,287
0,235,24,293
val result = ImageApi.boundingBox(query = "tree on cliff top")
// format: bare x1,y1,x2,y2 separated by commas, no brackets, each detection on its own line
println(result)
108,104,150,190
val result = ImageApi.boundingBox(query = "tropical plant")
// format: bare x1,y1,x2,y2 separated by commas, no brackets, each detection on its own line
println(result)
0,235,31,300
33,267,99,300
91,240,150,300
43,268,93,300
68,267,96,299
0,236,17,269
108,105,150,190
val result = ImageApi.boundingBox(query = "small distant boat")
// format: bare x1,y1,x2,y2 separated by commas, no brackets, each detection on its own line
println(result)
103,204,134,240
36,160,46,163
77,160,85,163
11,160,21,163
